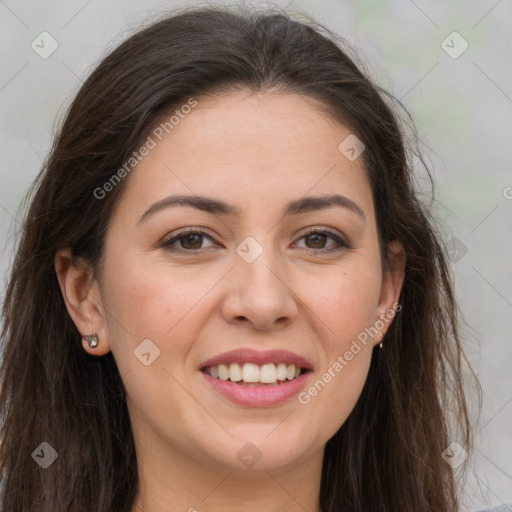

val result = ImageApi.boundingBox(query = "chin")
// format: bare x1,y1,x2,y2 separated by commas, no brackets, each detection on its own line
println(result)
197,427,318,471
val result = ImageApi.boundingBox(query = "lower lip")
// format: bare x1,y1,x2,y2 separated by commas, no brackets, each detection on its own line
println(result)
200,371,312,407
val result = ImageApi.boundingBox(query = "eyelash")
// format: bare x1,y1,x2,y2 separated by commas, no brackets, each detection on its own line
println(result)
161,227,351,254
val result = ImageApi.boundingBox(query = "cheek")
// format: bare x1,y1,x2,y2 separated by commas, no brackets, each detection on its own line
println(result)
101,251,215,368
305,350,372,436
295,260,380,426
304,259,382,350
100,255,204,419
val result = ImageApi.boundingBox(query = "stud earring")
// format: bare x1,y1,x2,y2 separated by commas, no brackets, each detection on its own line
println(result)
84,333,99,349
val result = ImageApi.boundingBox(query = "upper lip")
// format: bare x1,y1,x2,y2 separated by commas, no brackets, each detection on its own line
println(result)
199,348,313,371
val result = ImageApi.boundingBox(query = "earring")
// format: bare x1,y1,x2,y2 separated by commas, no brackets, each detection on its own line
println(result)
84,333,99,349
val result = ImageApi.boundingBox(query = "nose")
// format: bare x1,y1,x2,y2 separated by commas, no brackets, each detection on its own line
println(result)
219,242,299,331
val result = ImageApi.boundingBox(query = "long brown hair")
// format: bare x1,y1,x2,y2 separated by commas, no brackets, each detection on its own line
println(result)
0,4,479,511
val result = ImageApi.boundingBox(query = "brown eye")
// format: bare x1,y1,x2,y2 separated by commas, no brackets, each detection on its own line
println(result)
295,229,350,253
179,233,204,250
162,229,217,252
304,232,328,249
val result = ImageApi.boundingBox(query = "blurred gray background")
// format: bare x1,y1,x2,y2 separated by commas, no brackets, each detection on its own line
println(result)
1,0,510,510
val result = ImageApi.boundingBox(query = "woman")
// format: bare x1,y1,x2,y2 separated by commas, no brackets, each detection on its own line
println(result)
0,5,478,511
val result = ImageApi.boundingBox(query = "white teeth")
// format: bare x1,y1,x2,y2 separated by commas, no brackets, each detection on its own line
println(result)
204,362,304,384
218,364,229,381
276,363,287,381
229,363,242,382
242,363,260,383
260,363,277,383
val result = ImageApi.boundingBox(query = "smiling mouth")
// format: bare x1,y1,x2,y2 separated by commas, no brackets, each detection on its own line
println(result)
202,362,308,386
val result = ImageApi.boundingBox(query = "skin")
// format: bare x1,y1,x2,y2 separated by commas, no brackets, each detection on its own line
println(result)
55,91,405,512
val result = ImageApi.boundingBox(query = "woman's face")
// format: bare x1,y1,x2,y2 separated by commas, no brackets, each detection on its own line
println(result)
86,91,404,471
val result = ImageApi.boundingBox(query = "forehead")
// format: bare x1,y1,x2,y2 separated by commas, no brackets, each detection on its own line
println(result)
116,91,374,224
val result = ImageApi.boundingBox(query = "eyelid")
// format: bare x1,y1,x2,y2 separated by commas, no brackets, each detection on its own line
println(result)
161,226,352,252
161,227,219,248
293,226,352,251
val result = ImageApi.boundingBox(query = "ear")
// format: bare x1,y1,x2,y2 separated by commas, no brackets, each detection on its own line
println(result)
374,240,406,346
54,247,111,356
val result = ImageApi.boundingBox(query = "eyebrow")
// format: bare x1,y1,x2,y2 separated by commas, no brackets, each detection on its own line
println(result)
137,193,365,224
